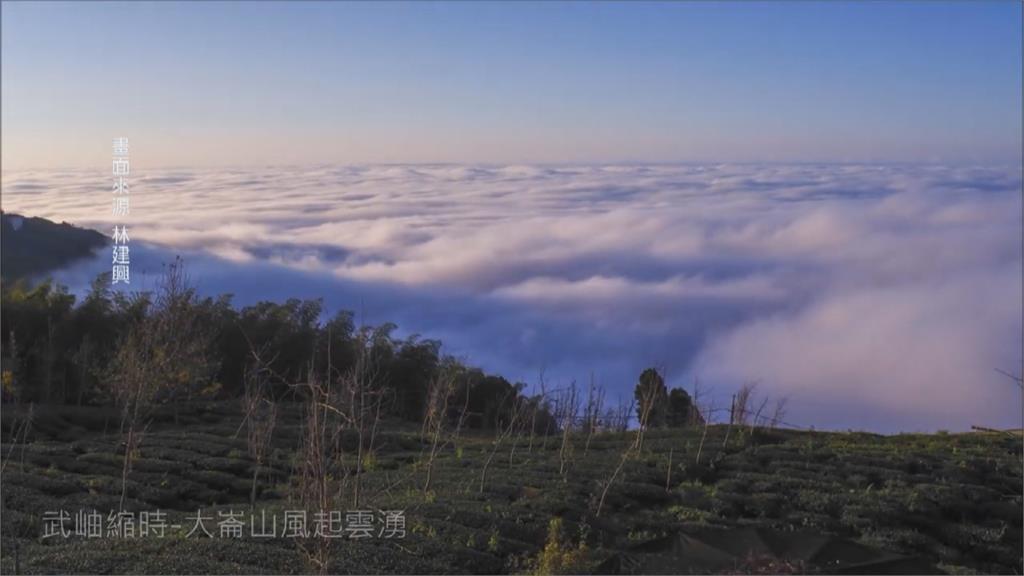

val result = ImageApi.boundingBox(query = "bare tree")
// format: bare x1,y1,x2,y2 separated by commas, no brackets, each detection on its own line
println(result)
294,365,334,575
479,391,524,493
508,401,524,467
1,403,33,474
733,382,757,427
665,446,674,492
714,394,737,465
595,399,638,518
601,396,633,435
557,381,580,482
695,396,714,466
526,376,549,455
582,375,606,455
237,347,278,508
292,324,389,575
768,396,789,429
422,363,459,494
750,395,770,434
538,372,554,452
691,377,714,465
451,379,472,453
527,392,541,454
105,258,216,510
330,331,386,508
691,377,708,427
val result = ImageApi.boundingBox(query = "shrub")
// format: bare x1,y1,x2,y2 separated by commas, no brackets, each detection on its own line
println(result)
533,517,594,575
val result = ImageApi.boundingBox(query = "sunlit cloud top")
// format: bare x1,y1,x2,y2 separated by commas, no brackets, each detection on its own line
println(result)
2,163,1020,432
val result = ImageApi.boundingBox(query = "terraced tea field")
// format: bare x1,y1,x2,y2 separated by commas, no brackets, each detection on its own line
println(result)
1,402,1021,574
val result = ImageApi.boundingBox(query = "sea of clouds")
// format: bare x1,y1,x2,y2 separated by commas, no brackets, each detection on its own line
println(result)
2,163,1021,431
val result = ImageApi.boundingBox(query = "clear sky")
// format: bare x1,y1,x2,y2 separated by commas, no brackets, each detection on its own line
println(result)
2,1,1021,168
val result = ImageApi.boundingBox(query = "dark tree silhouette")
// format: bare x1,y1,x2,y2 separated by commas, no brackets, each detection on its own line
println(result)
634,367,668,430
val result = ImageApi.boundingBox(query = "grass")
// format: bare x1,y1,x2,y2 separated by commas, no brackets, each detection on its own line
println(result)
1,401,1021,574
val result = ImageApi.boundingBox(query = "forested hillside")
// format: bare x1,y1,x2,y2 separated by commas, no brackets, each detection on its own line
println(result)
1,213,107,281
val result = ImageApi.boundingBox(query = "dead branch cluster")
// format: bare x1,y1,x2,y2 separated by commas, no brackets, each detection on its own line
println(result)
105,258,218,510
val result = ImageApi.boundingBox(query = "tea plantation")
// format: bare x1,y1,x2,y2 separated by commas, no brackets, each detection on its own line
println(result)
1,402,1020,574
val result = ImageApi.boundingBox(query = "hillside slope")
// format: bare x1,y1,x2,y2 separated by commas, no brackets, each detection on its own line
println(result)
1,212,107,281
1,402,1020,574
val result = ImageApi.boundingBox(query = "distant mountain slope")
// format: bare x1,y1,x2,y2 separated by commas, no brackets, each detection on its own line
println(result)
1,212,108,281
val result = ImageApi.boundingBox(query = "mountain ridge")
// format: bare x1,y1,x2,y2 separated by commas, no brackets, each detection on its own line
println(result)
0,212,108,281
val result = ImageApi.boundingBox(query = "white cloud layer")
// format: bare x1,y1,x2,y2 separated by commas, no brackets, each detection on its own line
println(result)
3,163,1021,431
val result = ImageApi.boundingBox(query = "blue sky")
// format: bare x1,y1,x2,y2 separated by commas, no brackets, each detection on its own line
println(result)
2,1,1021,167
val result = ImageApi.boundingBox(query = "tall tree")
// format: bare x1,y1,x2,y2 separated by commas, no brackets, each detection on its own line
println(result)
666,387,696,428
634,367,668,430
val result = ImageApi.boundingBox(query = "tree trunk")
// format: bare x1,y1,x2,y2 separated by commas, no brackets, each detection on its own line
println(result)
250,465,260,508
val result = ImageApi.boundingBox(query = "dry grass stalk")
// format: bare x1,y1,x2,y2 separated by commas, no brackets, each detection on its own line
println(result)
480,391,524,493
558,381,580,481
422,364,458,494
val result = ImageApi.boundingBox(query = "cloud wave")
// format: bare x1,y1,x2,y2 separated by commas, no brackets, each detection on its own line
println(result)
3,163,1020,431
